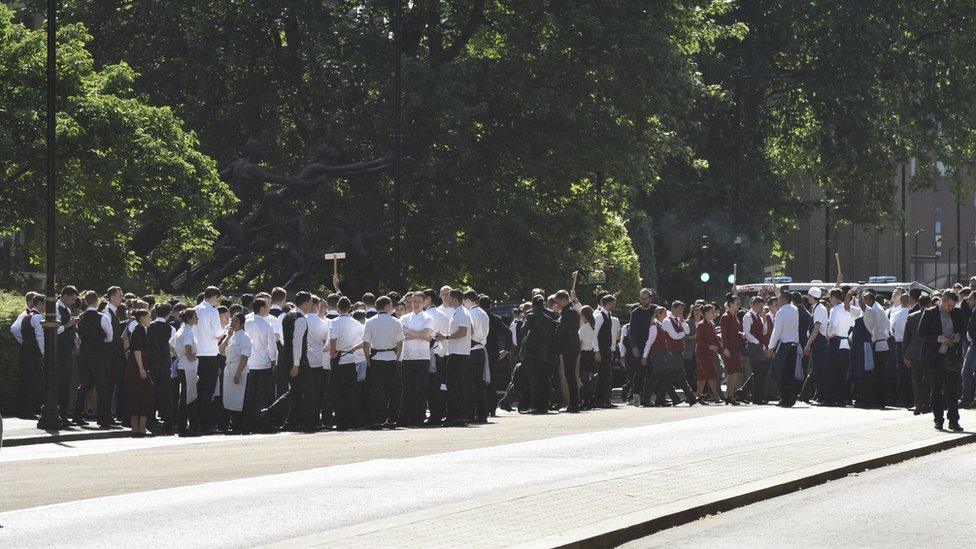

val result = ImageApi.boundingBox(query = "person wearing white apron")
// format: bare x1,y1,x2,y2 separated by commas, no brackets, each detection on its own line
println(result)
220,312,252,434
171,309,200,437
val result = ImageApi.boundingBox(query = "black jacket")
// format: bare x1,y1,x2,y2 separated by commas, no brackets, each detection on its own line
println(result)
917,305,964,367
556,306,581,356
520,308,554,361
902,304,923,364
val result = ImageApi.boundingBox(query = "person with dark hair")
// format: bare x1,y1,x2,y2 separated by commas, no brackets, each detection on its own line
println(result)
859,290,889,408
519,295,555,414
917,290,965,431
824,287,854,406
903,293,930,414
55,286,80,424
147,304,176,434
174,308,200,436
11,293,45,419
240,293,254,315
553,291,581,413
330,296,364,430
362,293,377,318
463,289,490,423
577,305,598,408
399,292,435,427
363,295,404,429
305,296,331,428
261,291,317,432
72,291,115,427
435,289,472,426
593,294,617,408
625,289,655,405
801,288,829,405
102,286,127,425
720,293,744,405
193,286,226,433
243,298,278,432
325,293,341,319
220,312,252,434
124,309,154,437
695,304,723,404
767,291,801,407
270,287,287,317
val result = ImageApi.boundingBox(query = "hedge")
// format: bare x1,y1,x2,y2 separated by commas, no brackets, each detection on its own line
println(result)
1,290,25,416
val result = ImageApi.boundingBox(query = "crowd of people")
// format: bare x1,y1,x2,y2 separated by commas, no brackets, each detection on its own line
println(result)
10,276,975,437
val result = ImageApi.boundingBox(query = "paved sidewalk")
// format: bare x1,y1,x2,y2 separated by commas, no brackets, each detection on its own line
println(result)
273,411,975,548
1,417,131,447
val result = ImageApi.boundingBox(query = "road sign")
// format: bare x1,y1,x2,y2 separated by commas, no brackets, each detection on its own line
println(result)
763,262,786,274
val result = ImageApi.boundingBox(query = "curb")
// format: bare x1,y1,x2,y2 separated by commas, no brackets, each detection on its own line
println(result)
4,429,134,448
548,431,976,548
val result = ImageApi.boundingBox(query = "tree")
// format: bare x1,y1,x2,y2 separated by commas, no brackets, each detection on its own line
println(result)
0,5,234,290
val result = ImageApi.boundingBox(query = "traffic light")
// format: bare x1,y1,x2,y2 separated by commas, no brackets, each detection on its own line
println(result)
727,273,736,285
700,272,710,283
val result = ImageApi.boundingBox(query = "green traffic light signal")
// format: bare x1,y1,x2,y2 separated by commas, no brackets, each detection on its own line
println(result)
700,272,710,283
728,274,736,284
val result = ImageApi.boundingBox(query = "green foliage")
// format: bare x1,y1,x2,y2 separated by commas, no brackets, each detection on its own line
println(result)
0,5,235,291
0,291,25,416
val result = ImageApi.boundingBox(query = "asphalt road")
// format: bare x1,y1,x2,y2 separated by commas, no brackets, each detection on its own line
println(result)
626,443,976,549
0,405,904,547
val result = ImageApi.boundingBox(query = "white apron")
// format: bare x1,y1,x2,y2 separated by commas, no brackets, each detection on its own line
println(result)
172,325,199,404
222,332,251,412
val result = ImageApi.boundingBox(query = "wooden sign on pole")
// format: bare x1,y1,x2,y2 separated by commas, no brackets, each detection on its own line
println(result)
323,252,346,286
571,270,579,295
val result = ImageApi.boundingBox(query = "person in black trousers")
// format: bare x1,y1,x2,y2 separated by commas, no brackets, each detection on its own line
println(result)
593,294,617,408
261,291,318,433
520,295,555,414
147,304,176,434
482,295,511,417
73,291,114,427
554,291,581,412
916,291,965,432
102,286,127,425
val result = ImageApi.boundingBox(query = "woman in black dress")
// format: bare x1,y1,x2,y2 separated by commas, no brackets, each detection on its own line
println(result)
124,309,155,437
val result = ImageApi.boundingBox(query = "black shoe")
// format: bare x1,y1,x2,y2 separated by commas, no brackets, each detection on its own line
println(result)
443,419,467,427
423,419,442,427
913,409,923,416
949,421,964,432
72,417,90,427
935,421,945,431
178,430,202,438
498,403,514,412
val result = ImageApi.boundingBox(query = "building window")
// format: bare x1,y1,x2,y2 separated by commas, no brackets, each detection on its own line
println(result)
934,206,942,235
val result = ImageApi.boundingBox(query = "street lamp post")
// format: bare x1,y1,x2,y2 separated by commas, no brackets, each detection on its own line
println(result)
391,0,403,288
37,0,61,430
913,229,924,282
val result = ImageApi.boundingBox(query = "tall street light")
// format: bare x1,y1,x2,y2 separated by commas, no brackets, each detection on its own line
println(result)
913,229,925,282
391,0,403,288
37,0,61,430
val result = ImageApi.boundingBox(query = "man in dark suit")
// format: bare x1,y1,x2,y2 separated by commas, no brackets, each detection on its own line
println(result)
902,291,928,415
520,295,555,414
554,290,582,412
481,295,511,417
917,291,964,432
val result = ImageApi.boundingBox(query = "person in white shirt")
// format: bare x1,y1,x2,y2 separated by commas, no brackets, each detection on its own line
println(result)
860,290,890,408
330,297,365,430
219,312,251,433
243,298,278,432
767,291,801,407
173,308,200,436
399,291,435,426
802,288,830,404
463,290,491,423
193,286,226,433
435,288,471,426
889,293,912,408
363,295,405,429
427,286,455,425
305,296,331,427
825,287,855,406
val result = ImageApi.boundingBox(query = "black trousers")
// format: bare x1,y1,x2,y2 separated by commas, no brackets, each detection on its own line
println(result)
928,355,961,424
177,369,199,433
56,347,74,419
400,359,429,426
17,350,43,418
445,354,468,422
148,355,174,426
500,361,529,410
267,360,317,430
242,368,274,432
195,355,219,431
332,362,358,429
485,349,501,416
595,349,613,405
427,355,447,423
751,360,770,403
74,352,111,424
773,344,798,406
465,348,488,421
579,351,597,406
274,342,287,397
560,351,581,410
107,348,126,420
911,360,930,411
318,368,333,427
368,359,399,425
642,351,665,405
525,356,550,411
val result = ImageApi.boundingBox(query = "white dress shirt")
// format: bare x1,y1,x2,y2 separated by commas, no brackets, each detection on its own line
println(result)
660,314,689,340
610,316,621,353
9,310,28,345
768,303,799,349
10,310,44,354
890,306,910,342
363,312,404,361
468,305,490,350
174,324,198,370
330,314,364,365
291,313,308,367
642,324,660,358
578,323,597,352
433,305,454,357
742,311,765,345
828,303,855,350
193,301,225,357
811,303,828,332
306,314,330,368
400,310,435,361
244,314,277,370
448,306,472,356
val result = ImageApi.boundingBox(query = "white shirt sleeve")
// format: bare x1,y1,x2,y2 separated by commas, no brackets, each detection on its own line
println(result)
742,313,759,345
239,333,252,358
660,319,682,340
32,314,45,355
101,313,114,342
593,313,605,339
768,309,785,349
643,325,658,358
10,313,24,345
293,316,307,366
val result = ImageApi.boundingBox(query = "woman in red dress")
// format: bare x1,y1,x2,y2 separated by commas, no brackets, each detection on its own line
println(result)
720,293,743,405
695,304,723,404
124,309,155,437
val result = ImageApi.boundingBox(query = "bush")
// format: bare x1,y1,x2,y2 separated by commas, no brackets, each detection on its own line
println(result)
0,290,25,416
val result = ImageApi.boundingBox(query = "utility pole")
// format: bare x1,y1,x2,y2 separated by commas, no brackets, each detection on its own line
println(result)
392,0,403,288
